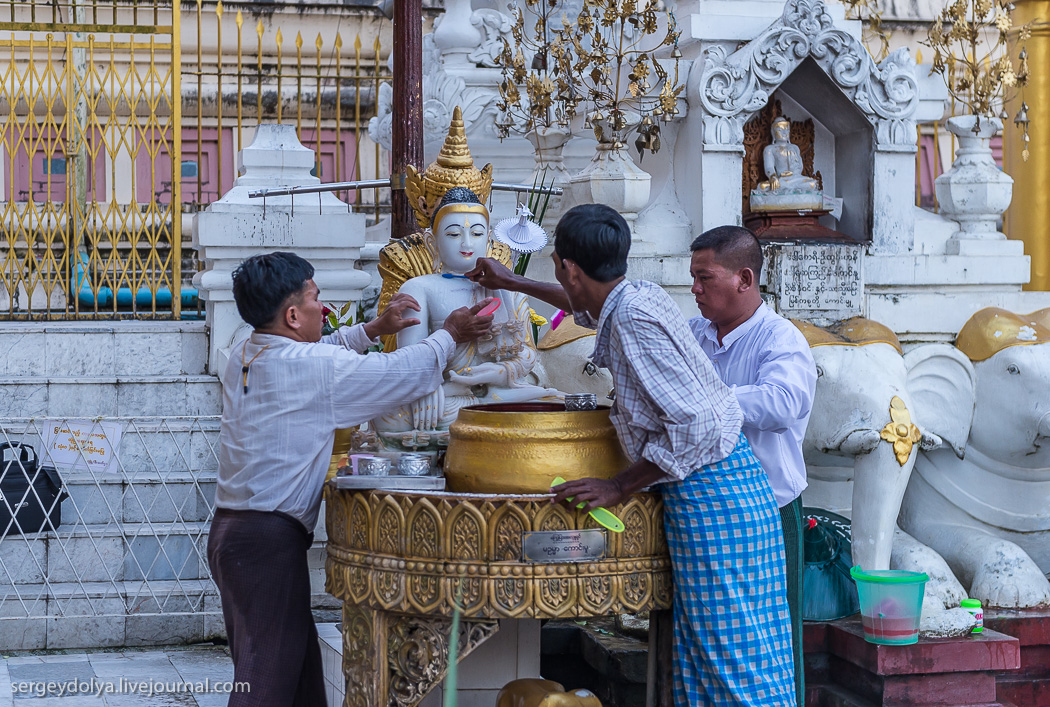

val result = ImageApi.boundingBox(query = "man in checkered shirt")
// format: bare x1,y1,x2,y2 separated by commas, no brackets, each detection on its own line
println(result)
473,203,796,705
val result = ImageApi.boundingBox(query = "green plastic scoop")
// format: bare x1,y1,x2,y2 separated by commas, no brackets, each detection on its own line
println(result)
551,476,625,533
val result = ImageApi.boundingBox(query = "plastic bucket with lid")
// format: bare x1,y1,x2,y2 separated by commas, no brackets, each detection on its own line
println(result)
850,566,928,645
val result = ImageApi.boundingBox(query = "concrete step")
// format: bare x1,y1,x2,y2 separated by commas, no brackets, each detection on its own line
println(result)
0,375,221,417
0,321,208,377
1,522,213,584
0,579,222,650
61,472,217,527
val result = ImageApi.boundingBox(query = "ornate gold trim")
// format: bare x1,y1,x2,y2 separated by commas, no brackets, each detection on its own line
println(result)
324,486,673,619
340,602,499,707
537,318,597,351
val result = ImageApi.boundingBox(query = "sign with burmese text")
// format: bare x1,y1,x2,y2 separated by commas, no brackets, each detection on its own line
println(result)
42,420,122,472
768,243,864,317
522,529,606,563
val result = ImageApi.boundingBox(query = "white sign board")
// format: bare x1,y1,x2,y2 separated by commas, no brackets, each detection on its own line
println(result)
767,243,864,319
43,420,123,473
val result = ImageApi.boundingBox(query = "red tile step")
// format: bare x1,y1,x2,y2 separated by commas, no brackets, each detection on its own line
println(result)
804,617,1020,706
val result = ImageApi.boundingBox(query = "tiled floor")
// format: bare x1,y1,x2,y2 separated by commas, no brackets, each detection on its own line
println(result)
0,643,236,706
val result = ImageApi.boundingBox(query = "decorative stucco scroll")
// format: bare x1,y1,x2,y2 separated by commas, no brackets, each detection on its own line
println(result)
368,33,502,152
698,0,918,151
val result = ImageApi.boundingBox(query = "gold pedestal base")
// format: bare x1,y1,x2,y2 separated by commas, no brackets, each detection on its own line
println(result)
340,603,499,707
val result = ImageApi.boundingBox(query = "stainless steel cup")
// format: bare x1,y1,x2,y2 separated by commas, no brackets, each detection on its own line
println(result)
564,393,598,411
357,456,391,476
397,454,431,476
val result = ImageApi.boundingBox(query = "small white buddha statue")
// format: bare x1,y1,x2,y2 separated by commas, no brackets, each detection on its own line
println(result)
750,116,824,212
372,187,557,448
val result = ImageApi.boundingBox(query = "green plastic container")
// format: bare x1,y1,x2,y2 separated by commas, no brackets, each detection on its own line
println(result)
961,598,984,633
850,566,929,645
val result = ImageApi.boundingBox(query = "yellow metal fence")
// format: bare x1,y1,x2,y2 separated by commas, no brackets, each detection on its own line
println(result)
0,1,181,319
184,1,390,219
0,1,390,320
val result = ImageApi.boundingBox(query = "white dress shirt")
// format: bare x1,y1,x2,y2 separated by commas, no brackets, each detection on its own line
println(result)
583,280,743,481
689,304,816,506
215,324,455,530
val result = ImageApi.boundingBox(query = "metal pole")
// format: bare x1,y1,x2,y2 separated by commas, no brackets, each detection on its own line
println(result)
390,0,423,239
247,180,563,200
68,1,88,314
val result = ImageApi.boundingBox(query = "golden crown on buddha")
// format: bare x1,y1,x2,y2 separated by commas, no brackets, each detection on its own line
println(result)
405,105,495,230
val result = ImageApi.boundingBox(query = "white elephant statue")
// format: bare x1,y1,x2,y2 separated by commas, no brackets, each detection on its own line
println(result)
796,318,973,610
533,319,613,400
899,307,1050,609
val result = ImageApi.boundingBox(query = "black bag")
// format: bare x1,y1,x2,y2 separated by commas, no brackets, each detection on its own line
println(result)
0,442,67,536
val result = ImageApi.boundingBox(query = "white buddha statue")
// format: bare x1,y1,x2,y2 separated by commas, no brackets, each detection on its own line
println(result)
750,116,824,212
372,187,557,448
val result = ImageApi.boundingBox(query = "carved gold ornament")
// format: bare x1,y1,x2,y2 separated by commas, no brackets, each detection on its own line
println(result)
405,106,494,230
495,0,683,155
880,396,922,466
924,0,1034,159
324,486,672,620
956,307,1050,362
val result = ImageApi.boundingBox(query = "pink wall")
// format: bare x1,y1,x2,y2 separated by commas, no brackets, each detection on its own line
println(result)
4,125,104,202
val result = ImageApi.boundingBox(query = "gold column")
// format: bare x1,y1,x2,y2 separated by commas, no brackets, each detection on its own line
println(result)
1004,1,1050,291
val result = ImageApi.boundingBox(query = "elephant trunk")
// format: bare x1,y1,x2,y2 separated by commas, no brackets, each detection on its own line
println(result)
850,439,917,571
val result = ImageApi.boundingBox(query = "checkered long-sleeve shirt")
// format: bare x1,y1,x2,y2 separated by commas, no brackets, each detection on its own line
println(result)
582,280,743,481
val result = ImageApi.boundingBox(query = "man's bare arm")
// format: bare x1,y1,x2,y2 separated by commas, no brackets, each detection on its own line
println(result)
465,257,572,312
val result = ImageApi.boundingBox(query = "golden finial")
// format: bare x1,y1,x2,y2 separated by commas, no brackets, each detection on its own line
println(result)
404,106,494,229
436,106,474,168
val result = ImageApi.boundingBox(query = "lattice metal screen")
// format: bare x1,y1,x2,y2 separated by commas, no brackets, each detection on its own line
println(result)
0,0,182,319
0,416,220,649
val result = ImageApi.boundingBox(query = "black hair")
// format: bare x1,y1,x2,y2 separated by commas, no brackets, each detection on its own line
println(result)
553,204,630,283
689,225,764,281
231,251,315,329
432,186,484,227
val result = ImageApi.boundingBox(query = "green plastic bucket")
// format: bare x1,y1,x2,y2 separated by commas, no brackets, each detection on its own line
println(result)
850,566,928,645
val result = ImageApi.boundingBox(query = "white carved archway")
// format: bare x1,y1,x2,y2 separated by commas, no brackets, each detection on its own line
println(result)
698,0,918,152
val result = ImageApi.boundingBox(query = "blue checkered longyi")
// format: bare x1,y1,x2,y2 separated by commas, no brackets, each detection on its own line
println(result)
660,436,796,706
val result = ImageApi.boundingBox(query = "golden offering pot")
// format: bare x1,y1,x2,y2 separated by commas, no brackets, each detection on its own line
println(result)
445,402,627,494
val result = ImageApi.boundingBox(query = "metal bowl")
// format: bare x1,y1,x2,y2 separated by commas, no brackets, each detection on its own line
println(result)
445,402,627,494
397,454,431,476
565,393,598,411
357,456,391,476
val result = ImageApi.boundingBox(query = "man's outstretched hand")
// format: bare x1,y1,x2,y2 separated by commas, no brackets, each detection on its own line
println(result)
465,257,519,291
363,293,421,340
442,298,495,343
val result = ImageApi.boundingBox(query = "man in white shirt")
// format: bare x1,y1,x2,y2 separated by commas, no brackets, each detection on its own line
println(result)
687,225,816,707
208,251,494,706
